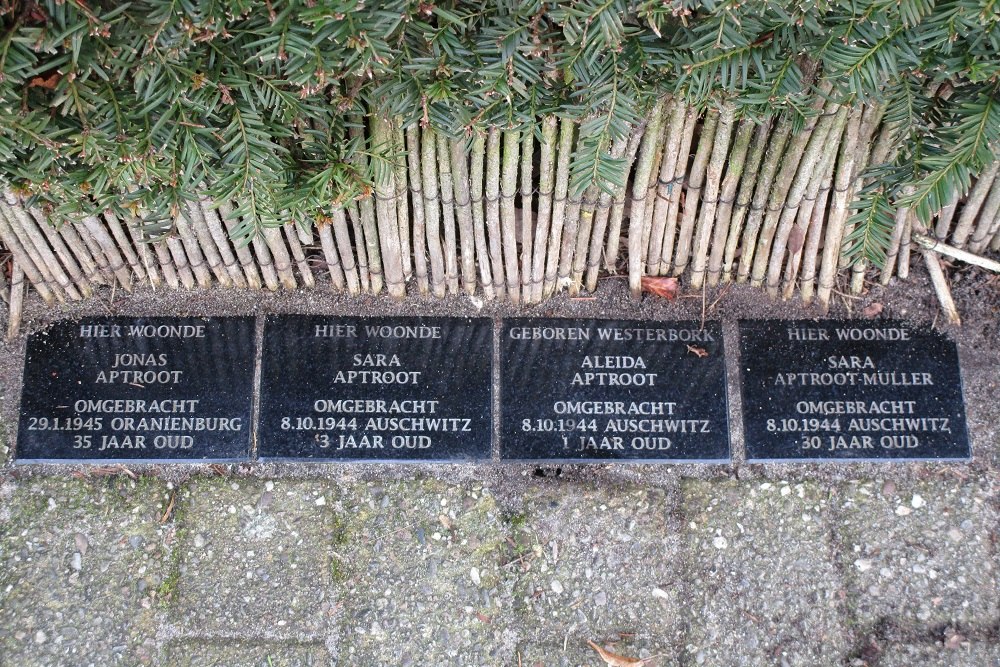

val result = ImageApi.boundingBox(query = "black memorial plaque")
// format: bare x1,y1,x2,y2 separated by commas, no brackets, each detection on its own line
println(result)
259,316,492,461
16,317,256,463
740,320,970,461
501,319,730,462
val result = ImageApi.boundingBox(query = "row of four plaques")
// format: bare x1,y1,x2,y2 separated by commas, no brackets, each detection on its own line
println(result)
16,315,969,463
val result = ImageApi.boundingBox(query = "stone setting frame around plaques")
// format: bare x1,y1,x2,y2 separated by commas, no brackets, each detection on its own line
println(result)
258,316,493,462
16,317,256,463
739,319,971,462
500,318,730,462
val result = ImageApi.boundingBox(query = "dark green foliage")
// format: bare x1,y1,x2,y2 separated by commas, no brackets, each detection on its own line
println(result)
0,0,998,266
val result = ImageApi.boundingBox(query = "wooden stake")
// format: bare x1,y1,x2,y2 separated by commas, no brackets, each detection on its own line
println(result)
199,200,247,288
603,123,647,276
282,224,315,288
557,171,586,294
122,214,162,289
470,132,496,300
531,117,558,303
933,193,959,240
332,208,361,294
173,211,213,288
350,123,384,294
817,108,863,311
249,233,280,291
881,195,912,285
151,238,180,289
74,219,113,284
765,106,847,297
83,216,139,292
968,173,1000,253
346,202,371,292
914,233,1000,273
569,183,601,295
406,126,430,295
317,222,347,291
57,218,104,287
639,108,669,273
585,133,632,292
393,123,412,281
519,130,535,302
185,201,231,287
372,115,406,298
658,105,697,275
0,197,67,301
749,92,833,288
897,211,913,281
674,107,720,276
484,128,508,299
0,207,56,303
543,119,574,299
104,210,148,284
949,162,997,248
33,209,93,297
449,138,478,296
262,226,297,289
923,250,960,324
796,165,835,302
628,98,666,299
707,116,755,286
501,129,521,302
166,236,197,289
177,204,222,286
781,117,843,300
437,132,460,295
219,202,264,289
736,115,793,282
422,126,447,298
690,105,735,289
648,98,685,274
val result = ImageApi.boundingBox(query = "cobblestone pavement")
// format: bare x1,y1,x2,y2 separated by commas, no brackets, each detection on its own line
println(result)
1,472,995,666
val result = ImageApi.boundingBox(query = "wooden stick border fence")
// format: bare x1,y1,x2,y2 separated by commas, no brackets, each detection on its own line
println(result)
2,101,999,335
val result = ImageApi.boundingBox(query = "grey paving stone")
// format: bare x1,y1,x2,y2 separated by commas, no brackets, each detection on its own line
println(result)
878,641,1000,667
836,480,998,629
683,479,849,667
0,476,172,666
512,483,682,667
171,479,335,638
163,639,330,666
335,479,510,667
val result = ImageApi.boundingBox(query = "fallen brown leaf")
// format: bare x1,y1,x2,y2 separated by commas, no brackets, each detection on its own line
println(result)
686,345,708,358
28,72,61,90
640,276,679,300
862,302,884,318
787,225,806,254
587,640,646,667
